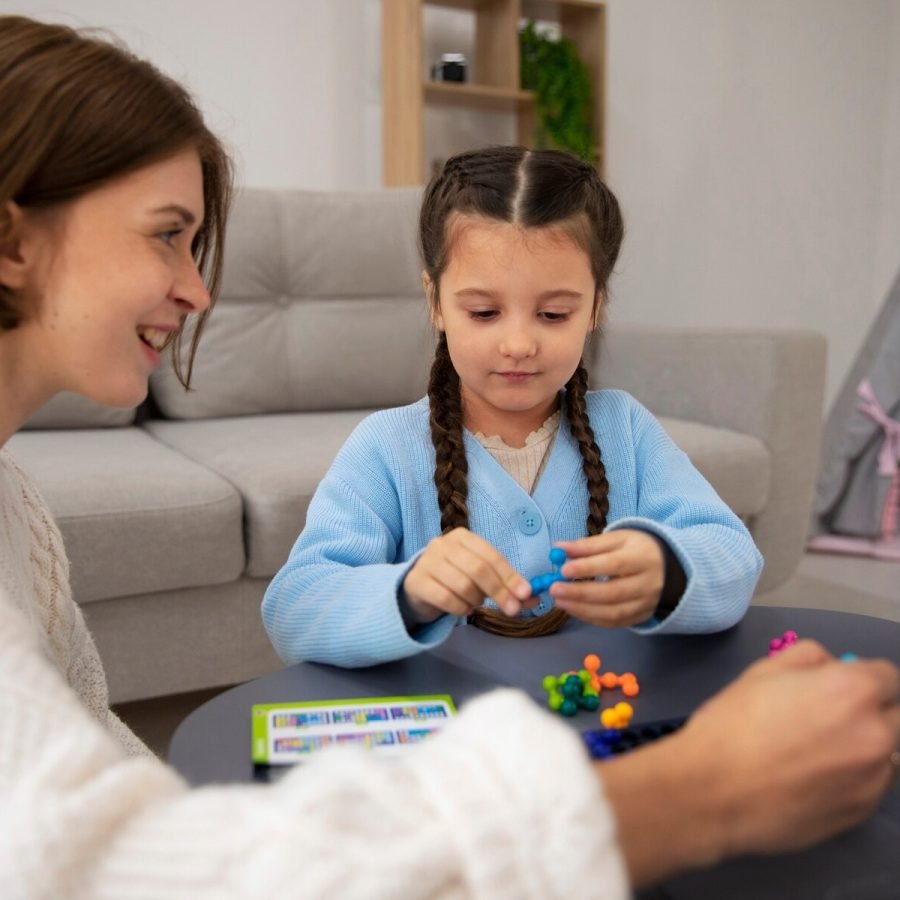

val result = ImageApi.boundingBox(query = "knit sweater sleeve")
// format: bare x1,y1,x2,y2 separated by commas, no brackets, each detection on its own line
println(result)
263,412,456,668
0,593,629,900
606,395,763,634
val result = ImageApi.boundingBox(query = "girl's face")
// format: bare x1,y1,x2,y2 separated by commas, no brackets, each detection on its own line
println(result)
431,215,597,446
15,147,209,410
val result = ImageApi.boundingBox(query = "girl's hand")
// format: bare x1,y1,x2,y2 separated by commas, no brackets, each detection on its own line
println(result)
402,527,534,625
549,530,665,627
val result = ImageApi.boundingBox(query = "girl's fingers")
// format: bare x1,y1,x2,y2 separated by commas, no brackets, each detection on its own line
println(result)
551,572,649,605
444,530,530,614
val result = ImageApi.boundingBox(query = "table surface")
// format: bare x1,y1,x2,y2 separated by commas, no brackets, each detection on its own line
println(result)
170,606,900,900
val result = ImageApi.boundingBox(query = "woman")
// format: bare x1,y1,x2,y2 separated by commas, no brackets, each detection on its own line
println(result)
0,15,897,899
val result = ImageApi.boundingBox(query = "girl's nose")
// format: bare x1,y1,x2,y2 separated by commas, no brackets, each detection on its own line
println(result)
499,326,537,359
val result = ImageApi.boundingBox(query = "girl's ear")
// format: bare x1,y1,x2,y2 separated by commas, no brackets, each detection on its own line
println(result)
423,271,444,331
0,202,31,290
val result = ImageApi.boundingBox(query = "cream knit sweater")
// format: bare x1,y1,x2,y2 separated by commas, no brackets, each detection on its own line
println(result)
0,448,630,898
0,449,147,755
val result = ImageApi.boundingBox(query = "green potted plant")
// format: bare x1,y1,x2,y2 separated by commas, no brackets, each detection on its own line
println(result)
519,21,596,164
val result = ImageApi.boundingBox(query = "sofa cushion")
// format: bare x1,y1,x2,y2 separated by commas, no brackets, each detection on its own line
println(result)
658,417,770,518
22,391,135,429
145,411,372,578
7,428,244,603
150,187,435,420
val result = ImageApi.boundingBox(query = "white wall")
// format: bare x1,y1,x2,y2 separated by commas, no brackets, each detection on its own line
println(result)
602,0,900,409
1,0,382,188
4,0,899,406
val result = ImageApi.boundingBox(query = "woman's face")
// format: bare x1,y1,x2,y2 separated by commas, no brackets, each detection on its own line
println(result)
19,147,209,408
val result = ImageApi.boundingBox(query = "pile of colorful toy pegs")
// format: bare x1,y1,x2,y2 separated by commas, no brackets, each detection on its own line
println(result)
542,654,641,719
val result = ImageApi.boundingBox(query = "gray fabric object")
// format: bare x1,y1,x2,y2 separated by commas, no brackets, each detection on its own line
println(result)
150,188,433,419
145,411,372,578
812,269,900,538
594,325,827,592
659,418,769,517
6,428,244,603
22,392,135,429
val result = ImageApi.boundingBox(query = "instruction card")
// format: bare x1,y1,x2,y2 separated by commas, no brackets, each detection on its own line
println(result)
251,695,457,765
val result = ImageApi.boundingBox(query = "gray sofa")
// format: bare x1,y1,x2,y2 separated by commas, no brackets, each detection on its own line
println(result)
10,187,827,704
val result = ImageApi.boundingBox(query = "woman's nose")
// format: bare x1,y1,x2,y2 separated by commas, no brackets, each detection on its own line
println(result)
172,254,212,313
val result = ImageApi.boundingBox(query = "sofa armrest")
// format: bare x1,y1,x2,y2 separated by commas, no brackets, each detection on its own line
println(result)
590,326,827,592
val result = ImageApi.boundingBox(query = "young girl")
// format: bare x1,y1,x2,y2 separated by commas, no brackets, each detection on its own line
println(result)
263,146,763,668
2,18,897,898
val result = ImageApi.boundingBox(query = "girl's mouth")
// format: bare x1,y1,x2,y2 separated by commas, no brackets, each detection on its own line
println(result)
497,371,536,382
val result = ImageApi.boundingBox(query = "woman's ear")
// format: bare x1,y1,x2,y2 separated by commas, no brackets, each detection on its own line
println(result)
0,202,35,290
590,289,607,332
423,271,444,331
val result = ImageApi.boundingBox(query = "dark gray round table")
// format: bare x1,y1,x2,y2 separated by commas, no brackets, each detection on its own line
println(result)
170,606,900,900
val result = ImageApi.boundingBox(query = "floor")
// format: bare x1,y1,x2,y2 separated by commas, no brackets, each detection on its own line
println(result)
115,550,899,758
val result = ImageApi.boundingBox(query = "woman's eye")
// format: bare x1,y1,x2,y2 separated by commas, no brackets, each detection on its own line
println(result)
158,229,183,246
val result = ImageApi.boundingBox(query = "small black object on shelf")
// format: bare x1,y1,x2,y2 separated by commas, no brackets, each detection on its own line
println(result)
431,53,467,83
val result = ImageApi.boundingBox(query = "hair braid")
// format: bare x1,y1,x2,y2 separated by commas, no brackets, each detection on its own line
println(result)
565,360,610,536
428,334,469,533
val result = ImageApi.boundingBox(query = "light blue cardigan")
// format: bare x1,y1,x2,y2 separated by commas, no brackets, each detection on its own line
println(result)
263,390,763,667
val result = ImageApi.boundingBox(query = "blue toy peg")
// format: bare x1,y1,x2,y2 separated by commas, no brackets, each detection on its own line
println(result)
528,548,570,597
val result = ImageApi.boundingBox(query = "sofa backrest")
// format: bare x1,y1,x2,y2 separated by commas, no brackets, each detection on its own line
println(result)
150,187,435,420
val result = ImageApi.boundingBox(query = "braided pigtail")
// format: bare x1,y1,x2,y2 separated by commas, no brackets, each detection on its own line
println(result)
565,360,609,536
428,333,469,533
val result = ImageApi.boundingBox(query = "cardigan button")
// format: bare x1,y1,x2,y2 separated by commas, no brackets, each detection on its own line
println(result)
516,509,542,535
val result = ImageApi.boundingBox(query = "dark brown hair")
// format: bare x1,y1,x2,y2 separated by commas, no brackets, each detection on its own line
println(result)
420,146,624,636
0,15,233,387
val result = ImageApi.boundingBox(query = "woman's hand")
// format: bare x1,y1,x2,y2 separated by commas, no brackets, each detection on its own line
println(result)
549,530,665,627
684,639,900,857
600,640,900,887
401,527,534,625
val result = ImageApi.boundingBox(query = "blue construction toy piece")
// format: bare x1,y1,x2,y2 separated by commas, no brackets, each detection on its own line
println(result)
529,547,570,596
582,716,687,760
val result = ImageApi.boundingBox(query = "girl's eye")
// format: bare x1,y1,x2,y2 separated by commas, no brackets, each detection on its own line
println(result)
541,311,570,322
469,310,498,321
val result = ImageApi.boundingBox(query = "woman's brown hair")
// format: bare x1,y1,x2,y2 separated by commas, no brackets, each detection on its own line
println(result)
0,15,233,387
419,146,624,636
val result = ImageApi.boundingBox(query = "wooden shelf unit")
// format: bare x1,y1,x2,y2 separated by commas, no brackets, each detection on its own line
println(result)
382,0,606,186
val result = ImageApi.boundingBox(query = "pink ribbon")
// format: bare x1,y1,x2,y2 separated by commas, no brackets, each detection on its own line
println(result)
857,379,900,477
856,379,900,539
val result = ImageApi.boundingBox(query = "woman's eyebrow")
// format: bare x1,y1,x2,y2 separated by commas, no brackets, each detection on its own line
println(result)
150,203,197,225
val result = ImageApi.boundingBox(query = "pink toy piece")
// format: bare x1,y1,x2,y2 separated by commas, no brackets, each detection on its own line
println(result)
768,630,800,657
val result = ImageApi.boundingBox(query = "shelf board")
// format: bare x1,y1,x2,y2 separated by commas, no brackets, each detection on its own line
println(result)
424,81,534,110
425,0,604,11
